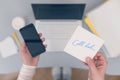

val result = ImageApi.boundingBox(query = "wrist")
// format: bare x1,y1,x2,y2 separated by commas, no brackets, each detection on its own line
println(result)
88,72,105,80
23,61,38,66
23,64,37,69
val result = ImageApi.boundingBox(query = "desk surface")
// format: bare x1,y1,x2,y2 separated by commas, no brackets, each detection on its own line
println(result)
1,0,120,75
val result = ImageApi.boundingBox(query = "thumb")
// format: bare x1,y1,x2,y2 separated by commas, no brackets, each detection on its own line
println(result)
86,57,97,72
21,43,26,52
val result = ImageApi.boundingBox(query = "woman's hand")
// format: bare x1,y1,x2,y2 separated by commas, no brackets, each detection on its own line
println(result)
20,33,47,66
86,52,107,80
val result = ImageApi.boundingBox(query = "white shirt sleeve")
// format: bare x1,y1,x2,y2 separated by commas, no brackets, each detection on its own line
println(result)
17,64,36,80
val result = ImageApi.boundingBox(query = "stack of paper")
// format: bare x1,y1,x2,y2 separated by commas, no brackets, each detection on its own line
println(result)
64,26,104,62
85,0,120,57
0,37,18,58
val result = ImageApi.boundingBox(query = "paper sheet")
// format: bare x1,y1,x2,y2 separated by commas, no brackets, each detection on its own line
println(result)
64,26,104,62
0,37,18,58
86,0,120,57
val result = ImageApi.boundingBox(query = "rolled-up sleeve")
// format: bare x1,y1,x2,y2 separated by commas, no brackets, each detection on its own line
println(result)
17,64,36,80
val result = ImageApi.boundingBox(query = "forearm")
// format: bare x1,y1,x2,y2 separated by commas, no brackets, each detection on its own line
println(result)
17,64,36,80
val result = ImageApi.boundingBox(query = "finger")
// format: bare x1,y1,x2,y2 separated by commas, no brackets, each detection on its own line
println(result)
96,52,107,63
41,37,45,42
94,52,108,69
21,42,28,57
94,56,98,60
82,62,88,66
39,33,42,37
44,44,47,48
86,57,97,71
21,42,27,53
96,52,104,58
96,61,104,67
94,52,104,61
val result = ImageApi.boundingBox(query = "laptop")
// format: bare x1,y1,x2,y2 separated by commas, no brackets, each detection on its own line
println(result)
32,4,86,51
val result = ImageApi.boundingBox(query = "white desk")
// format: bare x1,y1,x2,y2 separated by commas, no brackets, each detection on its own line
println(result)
1,0,120,75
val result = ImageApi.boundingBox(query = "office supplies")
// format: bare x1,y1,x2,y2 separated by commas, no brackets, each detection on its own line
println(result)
12,17,25,30
32,4,86,51
85,18,110,57
64,26,104,62
85,0,120,57
12,32,21,48
0,37,18,58
20,23,46,57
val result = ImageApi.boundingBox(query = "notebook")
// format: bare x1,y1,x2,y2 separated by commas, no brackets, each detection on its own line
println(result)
0,37,18,58
64,26,104,62
85,0,120,57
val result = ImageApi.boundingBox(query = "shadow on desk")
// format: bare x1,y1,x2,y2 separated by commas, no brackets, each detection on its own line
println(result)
0,68,120,80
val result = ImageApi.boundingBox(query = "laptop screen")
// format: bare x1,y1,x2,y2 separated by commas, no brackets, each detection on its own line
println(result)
32,4,86,20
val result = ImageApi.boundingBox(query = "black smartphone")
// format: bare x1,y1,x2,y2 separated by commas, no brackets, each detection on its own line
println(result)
20,23,46,57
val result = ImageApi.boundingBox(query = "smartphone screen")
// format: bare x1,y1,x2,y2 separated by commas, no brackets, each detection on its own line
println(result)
20,23,46,57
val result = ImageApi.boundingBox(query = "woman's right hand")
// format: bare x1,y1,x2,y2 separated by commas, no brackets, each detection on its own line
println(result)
86,52,107,80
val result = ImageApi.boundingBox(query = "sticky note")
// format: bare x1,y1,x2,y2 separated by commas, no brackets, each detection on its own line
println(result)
64,26,104,62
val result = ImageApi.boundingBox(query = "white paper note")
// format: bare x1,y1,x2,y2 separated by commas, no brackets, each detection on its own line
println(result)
0,37,18,58
64,26,104,62
86,0,120,57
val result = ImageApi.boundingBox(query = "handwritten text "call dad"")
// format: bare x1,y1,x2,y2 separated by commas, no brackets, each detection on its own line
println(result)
72,40,95,51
